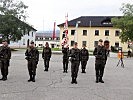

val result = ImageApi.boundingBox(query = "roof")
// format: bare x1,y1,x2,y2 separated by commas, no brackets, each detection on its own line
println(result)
58,16,122,27
36,31,60,38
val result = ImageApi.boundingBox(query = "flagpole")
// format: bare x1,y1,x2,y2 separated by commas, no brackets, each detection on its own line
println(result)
43,18,45,47
74,21,81,42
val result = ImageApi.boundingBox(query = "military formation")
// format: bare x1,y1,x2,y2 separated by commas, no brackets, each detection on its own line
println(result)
0,39,109,84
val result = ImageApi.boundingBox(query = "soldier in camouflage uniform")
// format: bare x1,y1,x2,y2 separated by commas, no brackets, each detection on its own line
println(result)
80,44,89,73
62,46,69,73
0,40,11,81
93,39,107,83
42,42,52,71
69,42,81,84
25,41,39,82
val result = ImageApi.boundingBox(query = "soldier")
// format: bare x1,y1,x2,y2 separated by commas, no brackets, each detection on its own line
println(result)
69,42,81,84
80,44,89,73
0,40,11,81
42,42,52,71
25,41,39,82
62,45,69,73
93,39,107,83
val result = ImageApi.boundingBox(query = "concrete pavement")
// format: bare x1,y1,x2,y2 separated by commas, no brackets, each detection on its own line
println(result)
0,50,133,100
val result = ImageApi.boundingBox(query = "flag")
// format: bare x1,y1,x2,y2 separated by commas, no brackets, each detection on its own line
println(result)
62,14,69,47
52,22,56,40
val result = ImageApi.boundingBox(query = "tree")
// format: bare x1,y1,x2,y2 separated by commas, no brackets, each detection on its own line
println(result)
112,3,133,43
0,0,35,43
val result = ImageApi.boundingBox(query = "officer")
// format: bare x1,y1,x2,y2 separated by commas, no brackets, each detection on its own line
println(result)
62,45,69,73
80,44,89,73
42,42,52,71
93,39,107,83
0,40,11,81
69,42,81,84
25,41,39,82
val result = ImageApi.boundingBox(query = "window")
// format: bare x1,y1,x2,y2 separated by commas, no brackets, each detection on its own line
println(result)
39,44,43,46
71,30,75,35
71,41,74,46
28,31,30,36
40,37,43,40
105,30,109,36
94,41,98,47
45,37,49,40
23,39,25,45
95,30,99,36
115,42,119,47
32,32,34,37
83,30,87,36
82,41,87,46
115,30,120,36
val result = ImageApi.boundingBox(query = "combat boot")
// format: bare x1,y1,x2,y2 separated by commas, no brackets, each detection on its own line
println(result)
74,78,77,84
96,76,99,83
32,75,35,82
28,75,32,82
71,77,75,84
3,76,7,81
99,77,104,83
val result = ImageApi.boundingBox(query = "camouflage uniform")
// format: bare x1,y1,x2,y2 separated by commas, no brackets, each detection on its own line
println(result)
81,47,89,73
69,48,81,84
42,46,52,71
25,46,39,82
93,45,107,83
62,47,69,73
0,45,11,81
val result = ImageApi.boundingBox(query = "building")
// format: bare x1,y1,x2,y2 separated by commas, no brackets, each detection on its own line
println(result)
58,16,128,51
9,30,37,48
0,15,37,48
35,31,60,48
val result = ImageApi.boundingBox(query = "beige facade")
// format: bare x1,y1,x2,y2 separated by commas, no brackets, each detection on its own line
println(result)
59,26,128,51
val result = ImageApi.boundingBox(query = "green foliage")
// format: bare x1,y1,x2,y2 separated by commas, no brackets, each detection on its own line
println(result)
0,0,34,42
51,48,61,51
112,3,133,43
0,0,28,20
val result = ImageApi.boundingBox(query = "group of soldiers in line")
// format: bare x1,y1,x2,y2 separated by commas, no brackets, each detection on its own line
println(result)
62,39,109,84
0,39,109,84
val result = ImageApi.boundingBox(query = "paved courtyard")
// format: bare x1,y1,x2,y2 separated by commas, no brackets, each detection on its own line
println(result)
0,50,133,100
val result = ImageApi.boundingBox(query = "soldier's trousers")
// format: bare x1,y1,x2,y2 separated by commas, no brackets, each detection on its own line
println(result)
81,60,87,69
71,61,80,78
44,60,50,69
95,63,105,78
28,59,37,76
63,59,68,71
0,60,9,77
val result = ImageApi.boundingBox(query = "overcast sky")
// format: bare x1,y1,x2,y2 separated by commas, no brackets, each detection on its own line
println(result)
21,0,132,31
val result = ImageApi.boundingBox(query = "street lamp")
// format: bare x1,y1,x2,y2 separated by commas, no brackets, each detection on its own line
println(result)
74,21,81,42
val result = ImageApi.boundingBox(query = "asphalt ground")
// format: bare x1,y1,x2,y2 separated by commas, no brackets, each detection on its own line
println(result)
0,50,133,100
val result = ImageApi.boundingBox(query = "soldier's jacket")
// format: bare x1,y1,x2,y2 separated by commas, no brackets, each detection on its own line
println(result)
93,45,107,64
0,46,11,60
69,48,81,62
25,47,39,61
62,47,69,60
42,47,51,60
81,48,89,61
